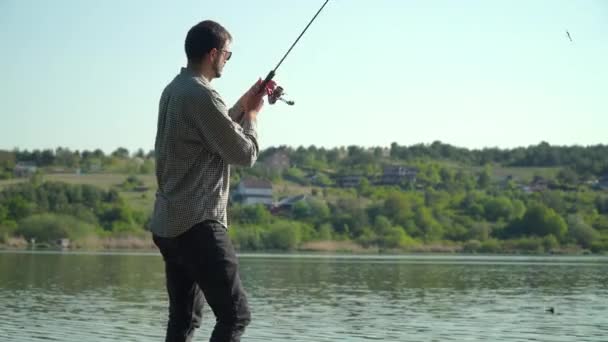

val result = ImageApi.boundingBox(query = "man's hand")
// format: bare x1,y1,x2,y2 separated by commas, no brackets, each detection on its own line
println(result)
240,79,265,120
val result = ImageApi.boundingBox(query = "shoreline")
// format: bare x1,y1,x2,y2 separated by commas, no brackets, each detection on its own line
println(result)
0,240,602,256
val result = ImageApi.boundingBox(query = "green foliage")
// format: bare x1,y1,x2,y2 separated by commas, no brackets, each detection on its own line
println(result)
0,204,8,223
567,214,600,248
312,173,332,187
308,198,330,222
377,224,417,249
111,147,130,159
596,195,608,214
477,165,492,188
284,167,309,185
502,237,546,253
590,234,608,253
229,224,264,250
0,181,145,241
505,203,567,240
480,239,502,253
415,206,443,241
292,201,311,221
468,221,491,241
119,175,144,190
483,196,515,221
317,223,333,240
557,167,578,185
263,221,302,250
4,142,608,253
16,214,97,242
5,196,34,220
231,204,272,225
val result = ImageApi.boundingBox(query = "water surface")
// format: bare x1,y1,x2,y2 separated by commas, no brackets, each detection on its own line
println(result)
1,251,606,341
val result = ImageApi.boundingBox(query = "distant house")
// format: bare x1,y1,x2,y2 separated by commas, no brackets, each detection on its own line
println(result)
522,176,549,193
379,165,418,185
262,150,290,171
13,161,37,178
595,174,608,191
272,194,308,214
232,178,273,206
57,238,70,249
336,175,364,188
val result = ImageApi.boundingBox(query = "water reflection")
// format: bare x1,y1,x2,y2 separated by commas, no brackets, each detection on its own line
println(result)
0,252,607,341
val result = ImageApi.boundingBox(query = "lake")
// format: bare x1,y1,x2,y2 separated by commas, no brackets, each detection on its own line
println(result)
0,251,607,341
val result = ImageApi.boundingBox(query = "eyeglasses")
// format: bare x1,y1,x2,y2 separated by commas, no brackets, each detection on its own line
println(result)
219,49,232,61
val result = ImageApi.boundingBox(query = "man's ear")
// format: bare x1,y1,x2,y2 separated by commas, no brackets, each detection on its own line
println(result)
208,48,218,62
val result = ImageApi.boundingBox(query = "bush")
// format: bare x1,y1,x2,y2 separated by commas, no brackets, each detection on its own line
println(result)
463,239,482,253
230,225,264,250
120,175,144,191
590,234,608,253
505,203,567,240
567,214,600,248
16,214,97,242
503,237,545,253
0,221,17,243
316,223,333,240
480,239,502,253
263,221,302,250
379,225,416,249
284,167,309,185
542,234,559,251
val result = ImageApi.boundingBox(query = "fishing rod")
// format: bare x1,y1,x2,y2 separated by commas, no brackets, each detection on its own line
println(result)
261,0,330,106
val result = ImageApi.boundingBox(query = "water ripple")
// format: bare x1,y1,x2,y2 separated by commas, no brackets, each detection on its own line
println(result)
0,253,607,341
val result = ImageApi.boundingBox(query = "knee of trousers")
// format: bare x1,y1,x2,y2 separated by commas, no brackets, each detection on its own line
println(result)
220,304,251,328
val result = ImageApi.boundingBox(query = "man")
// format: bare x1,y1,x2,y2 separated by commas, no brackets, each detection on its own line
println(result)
151,20,265,342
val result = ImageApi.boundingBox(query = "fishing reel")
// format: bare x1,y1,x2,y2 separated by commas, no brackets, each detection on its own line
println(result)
255,0,329,107
263,80,295,106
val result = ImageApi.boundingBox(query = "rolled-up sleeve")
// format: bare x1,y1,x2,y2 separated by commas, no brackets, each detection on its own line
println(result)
189,88,259,167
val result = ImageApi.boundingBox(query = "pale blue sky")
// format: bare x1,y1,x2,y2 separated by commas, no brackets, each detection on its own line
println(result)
1,0,607,154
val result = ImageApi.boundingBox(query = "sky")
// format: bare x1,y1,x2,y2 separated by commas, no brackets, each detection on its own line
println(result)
1,0,607,154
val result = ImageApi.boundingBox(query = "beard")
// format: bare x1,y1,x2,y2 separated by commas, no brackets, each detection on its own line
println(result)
213,59,224,78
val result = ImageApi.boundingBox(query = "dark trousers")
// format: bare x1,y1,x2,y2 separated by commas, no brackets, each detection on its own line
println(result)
153,221,251,342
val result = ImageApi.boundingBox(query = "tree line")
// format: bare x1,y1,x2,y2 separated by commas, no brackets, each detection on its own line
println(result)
1,141,608,253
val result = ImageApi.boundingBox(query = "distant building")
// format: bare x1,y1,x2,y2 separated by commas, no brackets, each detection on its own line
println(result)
272,194,308,213
379,165,418,185
595,174,608,191
232,178,273,206
522,176,549,193
336,175,364,188
13,161,37,178
57,238,70,249
262,150,290,171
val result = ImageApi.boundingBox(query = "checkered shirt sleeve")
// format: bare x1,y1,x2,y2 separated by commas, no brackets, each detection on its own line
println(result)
150,68,259,237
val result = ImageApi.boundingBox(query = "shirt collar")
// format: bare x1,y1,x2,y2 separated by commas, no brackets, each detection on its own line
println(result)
180,67,210,84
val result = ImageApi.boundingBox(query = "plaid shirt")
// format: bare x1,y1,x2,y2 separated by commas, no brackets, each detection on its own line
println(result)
150,67,259,238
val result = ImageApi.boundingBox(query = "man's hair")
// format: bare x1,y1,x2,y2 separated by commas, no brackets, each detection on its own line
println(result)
185,20,232,62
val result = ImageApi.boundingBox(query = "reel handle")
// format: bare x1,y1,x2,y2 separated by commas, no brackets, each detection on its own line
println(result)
259,70,276,95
